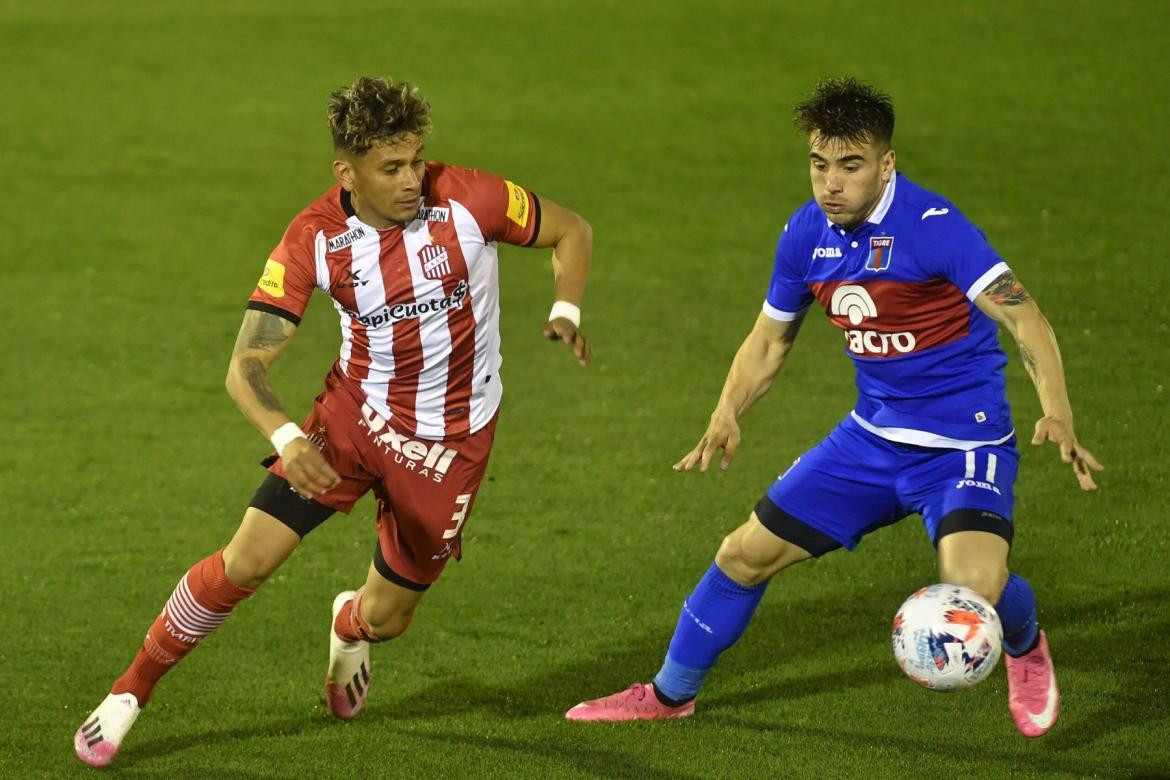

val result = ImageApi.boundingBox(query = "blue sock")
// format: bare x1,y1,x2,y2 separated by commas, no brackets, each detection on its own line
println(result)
652,563,769,703
996,572,1039,657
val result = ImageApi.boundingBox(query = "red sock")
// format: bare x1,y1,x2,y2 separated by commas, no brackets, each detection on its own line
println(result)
333,588,386,643
112,549,254,705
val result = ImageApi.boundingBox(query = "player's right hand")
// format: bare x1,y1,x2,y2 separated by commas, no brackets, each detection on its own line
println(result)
1031,415,1103,491
280,438,342,498
674,411,741,473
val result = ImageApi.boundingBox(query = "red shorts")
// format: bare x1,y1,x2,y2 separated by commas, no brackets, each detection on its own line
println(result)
267,383,497,587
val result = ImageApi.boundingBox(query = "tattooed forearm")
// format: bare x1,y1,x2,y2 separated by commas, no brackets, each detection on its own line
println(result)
233,311,291,354
240,356,283,411
1018,342,1039,381
983,271,1032,306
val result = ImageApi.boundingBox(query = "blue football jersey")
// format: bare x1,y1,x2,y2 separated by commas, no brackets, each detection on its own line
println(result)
764,173,1013,448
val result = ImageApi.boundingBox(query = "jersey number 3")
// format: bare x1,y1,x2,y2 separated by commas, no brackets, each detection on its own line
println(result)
442,494,473,540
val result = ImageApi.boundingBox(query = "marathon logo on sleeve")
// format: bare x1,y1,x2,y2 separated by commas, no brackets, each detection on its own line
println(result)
257,258,286,298
359,403,458,483
504,179,529,228
327,226,367,252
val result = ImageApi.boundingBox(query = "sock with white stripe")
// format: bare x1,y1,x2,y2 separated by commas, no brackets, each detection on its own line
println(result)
111,549,254,705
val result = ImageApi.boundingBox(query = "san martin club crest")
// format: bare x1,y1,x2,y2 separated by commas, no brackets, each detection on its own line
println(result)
866,236,894,271
419,243,452,280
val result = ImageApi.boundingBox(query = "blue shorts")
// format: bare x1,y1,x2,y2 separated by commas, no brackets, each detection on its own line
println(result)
760,416,1018,555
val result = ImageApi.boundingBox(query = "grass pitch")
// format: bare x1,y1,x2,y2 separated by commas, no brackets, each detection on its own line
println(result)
2,1,1168,777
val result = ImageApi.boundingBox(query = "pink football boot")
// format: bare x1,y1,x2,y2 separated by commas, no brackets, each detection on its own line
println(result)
1004,630,1060,737
565,683,695,722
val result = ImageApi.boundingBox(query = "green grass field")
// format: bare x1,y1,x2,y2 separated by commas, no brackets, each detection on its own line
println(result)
2,0,1169,776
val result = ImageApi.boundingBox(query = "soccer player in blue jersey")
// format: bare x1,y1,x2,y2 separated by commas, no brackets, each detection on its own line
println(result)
565,77,1101,736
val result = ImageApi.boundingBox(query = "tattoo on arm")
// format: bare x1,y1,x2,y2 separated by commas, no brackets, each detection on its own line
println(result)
229,312,293,413
233,312,292,354
1018,342,1039,381
983,271,1032,306
240,356,282,411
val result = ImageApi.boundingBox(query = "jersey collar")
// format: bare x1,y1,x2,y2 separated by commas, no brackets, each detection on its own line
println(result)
867,171,897,224
340,187,356,217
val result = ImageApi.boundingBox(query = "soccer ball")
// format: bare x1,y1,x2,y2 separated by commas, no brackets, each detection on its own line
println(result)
891,583,1003,692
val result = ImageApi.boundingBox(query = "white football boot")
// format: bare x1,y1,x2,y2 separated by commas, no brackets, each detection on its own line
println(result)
324,590,371,719
74,691,141,767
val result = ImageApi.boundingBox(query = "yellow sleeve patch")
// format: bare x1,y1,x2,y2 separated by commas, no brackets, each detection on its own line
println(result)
257,258,286,298
504,179,529,229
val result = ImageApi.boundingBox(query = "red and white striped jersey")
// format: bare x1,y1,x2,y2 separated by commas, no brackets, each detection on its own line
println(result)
248,162,540,440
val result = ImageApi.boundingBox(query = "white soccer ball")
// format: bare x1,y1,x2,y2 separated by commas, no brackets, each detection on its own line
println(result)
891,583,1003,692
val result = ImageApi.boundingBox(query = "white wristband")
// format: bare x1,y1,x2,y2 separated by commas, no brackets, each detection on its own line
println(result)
548,300,581,327
270,422,307,456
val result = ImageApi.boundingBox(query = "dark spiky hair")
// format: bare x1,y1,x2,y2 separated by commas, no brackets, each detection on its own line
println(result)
794,77,894,147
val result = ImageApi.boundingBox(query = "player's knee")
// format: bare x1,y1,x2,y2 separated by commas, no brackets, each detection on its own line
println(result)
939,560,1008,604
715,534,773,586
222,544,284,590
223,508,301,589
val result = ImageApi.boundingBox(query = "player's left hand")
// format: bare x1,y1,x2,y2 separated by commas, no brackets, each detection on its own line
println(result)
1031,416,1103,491
543,318,591,367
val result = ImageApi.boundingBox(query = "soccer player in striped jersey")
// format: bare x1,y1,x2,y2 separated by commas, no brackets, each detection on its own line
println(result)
75,76,592,768
565,77,1100,736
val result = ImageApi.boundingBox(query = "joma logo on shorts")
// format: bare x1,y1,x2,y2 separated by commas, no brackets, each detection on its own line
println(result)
359,404,457,483
955,478,1001,495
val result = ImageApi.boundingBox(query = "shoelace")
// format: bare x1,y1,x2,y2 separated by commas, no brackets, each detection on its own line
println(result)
612,684,651,708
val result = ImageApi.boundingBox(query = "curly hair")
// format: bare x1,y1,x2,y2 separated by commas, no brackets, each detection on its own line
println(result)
327,76,433,155
794,77,894,147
